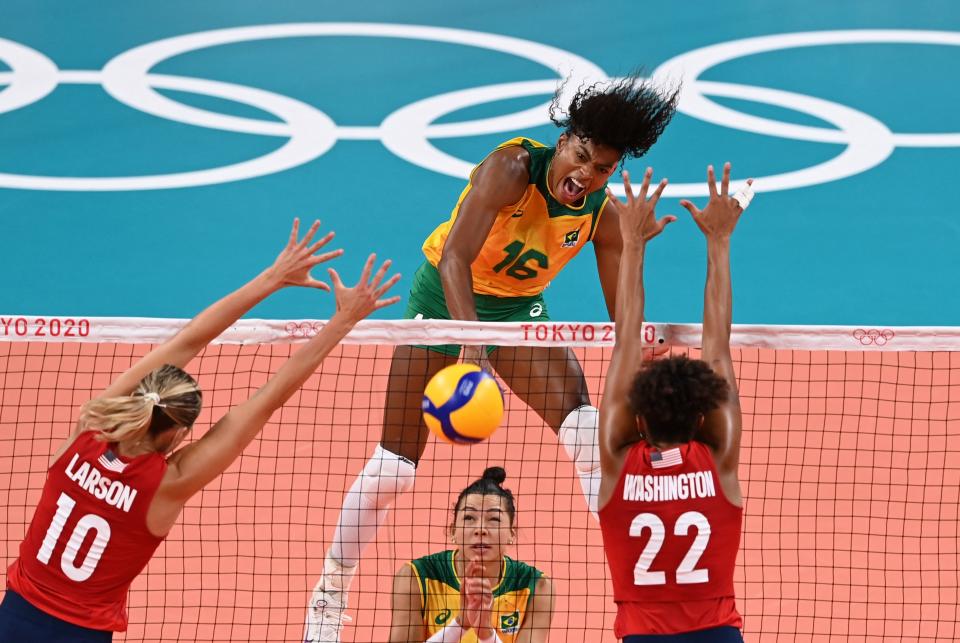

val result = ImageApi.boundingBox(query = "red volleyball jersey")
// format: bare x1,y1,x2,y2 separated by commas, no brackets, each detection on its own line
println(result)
598,439,743,637
7,430,168,631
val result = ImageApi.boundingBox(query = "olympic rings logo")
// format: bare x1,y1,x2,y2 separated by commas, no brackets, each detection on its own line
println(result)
853,328,895,346
0,25,957,194
285,321,327,338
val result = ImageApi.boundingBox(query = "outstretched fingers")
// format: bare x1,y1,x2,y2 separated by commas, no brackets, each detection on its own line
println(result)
307,230,342,266
310,248,344,266
679,199,701,220
287,218,301,249
637,167,654,201
326,267,345,291
707,165,718,199
357,253,376,286
658,214,678,232
303,279,330,292
649,177,668,207
370,258,392,290
371,260,401,309
720,162,731,197
374,294,402,310
298,219,321,249
375,272,401,299
308,230,336,255
621,170,635,206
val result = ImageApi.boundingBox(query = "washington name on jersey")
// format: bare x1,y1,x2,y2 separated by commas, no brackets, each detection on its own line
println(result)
621,470,717,503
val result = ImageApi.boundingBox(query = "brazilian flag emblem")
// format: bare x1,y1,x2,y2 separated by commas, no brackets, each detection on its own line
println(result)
561,229,580,248
499,610,520,633
434,608,452,625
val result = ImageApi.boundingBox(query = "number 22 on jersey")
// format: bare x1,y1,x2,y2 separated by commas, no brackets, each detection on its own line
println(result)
631,510,711,586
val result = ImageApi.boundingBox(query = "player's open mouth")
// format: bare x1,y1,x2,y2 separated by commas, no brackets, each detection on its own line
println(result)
559,176,586,202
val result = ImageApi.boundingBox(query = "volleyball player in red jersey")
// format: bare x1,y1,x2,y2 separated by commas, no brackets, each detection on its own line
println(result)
597,163,752,642
0,219,400,643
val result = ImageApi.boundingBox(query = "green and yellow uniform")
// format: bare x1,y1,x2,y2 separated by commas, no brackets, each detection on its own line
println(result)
407,137,610,354
408,550,544,643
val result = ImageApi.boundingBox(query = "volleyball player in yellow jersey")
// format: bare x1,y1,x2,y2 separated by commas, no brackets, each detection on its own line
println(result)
390,468,552,643
305,73,679,642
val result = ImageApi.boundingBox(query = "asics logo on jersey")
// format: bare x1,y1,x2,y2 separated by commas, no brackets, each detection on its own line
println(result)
435,608,452,625
529,303,543,317
511,210,524,218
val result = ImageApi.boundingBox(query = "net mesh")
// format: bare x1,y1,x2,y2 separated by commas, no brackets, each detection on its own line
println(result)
1,317,958,642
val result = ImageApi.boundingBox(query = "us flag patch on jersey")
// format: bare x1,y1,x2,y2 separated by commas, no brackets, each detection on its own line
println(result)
651,447,682,469
98,450,128,474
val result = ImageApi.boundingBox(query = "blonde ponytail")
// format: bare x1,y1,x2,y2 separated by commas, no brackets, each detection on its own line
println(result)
81,395,156,443
81,364,202,444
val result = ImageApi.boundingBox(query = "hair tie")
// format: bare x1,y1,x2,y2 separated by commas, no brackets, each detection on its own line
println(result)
143,392,161,405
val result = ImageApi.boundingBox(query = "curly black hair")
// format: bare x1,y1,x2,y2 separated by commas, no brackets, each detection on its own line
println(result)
452,466,516,526
629,355,729,444
549,71,680,159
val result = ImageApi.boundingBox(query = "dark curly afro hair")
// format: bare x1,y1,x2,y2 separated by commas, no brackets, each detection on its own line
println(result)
549,71,680,159
629,355,729,444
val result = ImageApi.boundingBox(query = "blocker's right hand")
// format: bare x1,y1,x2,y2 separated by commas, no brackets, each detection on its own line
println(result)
327,253,401,324
679,162,753,240
265,218,343,291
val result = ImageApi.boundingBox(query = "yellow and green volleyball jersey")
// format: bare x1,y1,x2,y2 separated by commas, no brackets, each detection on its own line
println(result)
421,137,610,297
408,550,543,642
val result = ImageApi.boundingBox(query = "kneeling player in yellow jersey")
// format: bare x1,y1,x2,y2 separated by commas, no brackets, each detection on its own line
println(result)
305,72,679,642
389,468,552,643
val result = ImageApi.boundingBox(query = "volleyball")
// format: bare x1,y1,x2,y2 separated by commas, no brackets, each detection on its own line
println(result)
422,364,504,444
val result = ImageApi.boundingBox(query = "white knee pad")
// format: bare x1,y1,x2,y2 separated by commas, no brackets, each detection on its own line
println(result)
559,405,600,474
329,445,416,567
559,405,601,517
360,444,416,505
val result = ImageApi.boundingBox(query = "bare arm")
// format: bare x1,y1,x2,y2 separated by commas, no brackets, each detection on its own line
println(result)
680,163,751,503
438,147,529,321
390,564,426,643
438,147,529,364
516,576,554,643
160,255,400,502
101,220,338,400
51,219,339,466
591,199,623,321
597,169,674,508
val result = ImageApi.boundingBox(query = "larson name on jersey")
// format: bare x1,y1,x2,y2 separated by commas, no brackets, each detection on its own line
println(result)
64,453,138,512
623,471,717,503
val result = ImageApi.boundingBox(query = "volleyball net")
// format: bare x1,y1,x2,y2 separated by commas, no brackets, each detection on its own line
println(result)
1,317,958,642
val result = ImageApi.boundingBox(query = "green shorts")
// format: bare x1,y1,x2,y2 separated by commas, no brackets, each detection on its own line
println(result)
404,261,550,356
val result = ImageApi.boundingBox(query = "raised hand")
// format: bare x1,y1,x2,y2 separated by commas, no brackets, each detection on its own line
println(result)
605,167,676,246
266,218,343,290
327,253,402,323
680,162,753,240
